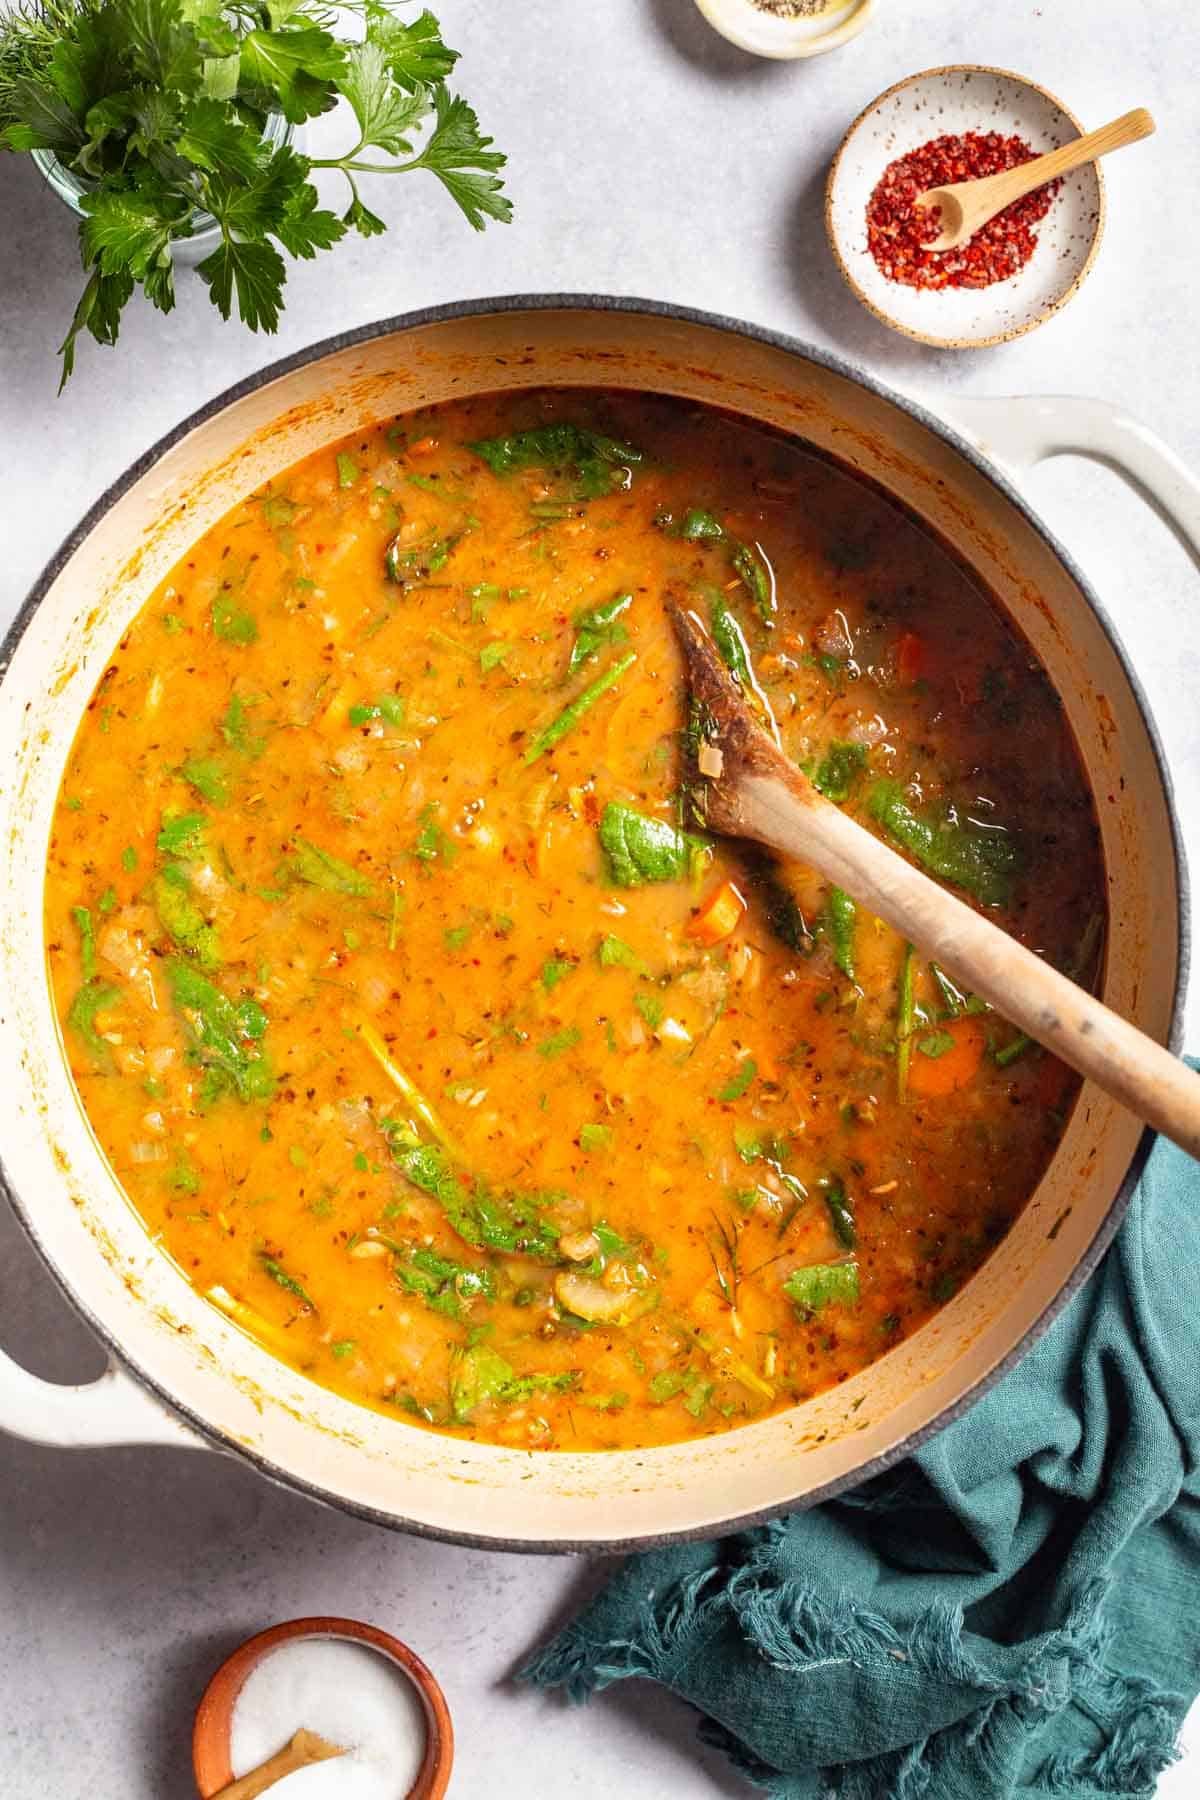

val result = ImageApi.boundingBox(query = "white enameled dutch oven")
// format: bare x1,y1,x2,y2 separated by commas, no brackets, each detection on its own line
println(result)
1,298,1195,1550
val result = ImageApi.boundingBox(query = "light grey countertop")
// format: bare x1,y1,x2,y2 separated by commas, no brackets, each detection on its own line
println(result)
2,2,1198,1794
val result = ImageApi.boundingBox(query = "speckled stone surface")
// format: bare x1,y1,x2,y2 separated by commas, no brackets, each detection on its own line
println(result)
1,2,1198,1794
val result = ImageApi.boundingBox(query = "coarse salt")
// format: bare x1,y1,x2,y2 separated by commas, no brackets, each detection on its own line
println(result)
230,1637,427,1799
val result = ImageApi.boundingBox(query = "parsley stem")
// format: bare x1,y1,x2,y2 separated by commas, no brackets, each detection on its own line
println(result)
310,157,422,174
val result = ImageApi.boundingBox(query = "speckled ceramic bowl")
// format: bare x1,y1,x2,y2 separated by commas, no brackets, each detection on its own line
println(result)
826,66,1105,348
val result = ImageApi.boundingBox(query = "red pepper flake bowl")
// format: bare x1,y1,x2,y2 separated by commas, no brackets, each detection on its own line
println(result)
825,66,1105,348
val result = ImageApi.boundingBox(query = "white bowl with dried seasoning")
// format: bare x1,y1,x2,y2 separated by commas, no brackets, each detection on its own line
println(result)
693,0,875,60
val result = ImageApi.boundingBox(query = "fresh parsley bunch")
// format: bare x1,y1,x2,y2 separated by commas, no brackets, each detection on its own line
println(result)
0,0,511,384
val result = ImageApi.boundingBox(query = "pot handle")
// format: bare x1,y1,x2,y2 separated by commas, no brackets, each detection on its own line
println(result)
936,395,1200,565
0,1344,205,1450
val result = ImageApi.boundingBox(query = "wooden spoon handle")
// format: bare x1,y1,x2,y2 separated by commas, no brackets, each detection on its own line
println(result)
213,1729,346,1800
974,107,1155,211
739,770,1200,1159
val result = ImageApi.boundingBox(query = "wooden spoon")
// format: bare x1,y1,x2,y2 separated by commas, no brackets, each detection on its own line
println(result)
670,601,1200,1159
914,107,1154,253
213,1728,346,1799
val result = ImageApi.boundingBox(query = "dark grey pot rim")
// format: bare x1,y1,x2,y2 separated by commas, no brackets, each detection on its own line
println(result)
1,293,1189,1554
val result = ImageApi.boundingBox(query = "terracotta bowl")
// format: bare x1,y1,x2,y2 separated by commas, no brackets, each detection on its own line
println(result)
192,1617,454,1798
826,65,1106,348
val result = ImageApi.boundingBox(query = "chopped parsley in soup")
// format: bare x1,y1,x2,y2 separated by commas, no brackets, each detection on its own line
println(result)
45,391,1105,1451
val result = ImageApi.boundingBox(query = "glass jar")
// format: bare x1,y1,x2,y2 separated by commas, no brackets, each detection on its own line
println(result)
32,115,294,266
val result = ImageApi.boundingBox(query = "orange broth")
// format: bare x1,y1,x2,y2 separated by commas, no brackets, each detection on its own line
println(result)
44,390,1104,1451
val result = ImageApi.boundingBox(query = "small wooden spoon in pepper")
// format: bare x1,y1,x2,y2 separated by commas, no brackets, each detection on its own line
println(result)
669,597,1200,1159
915,107,1154,252
212,1728,346,1800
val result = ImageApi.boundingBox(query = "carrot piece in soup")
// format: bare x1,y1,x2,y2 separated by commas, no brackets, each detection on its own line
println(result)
687,880,747,946
896,631,924,686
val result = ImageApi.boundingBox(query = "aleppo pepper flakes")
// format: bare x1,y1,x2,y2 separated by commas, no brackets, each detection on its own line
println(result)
866,131,1062,292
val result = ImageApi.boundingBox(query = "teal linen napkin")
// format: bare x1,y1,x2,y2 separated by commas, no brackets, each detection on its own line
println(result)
524,1116,1200,1798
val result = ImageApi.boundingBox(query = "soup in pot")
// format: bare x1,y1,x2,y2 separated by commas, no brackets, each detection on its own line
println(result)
45,390,1104,1451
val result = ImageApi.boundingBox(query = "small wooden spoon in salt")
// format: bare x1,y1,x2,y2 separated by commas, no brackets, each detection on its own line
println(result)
213,1728,346,1800
670,598,1200,1159
914,107,1154,252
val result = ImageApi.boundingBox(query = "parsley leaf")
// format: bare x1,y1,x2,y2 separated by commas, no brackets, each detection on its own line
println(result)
373,7,458,90
273,180,344,259
238,26,346,124
157,811,208,858
282,836,372,896
596,933,649,976
480,640,515,674
633,992,663,1029
784,1261,859,1316
80,188,176,283
343,189,387,237
220,694,265,758
211,592,258,644
175,97,267,183
447,1345,510,1422
198,236,286,333
181,756,229,806
339,38,425,153
409,85,511,230
541,958,574,992
716,1058,756,1103
119,0,201,92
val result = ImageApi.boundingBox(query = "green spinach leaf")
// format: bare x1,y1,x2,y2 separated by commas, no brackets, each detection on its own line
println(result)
468,424,643,499
598,802,707,888
869,781,1020,907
